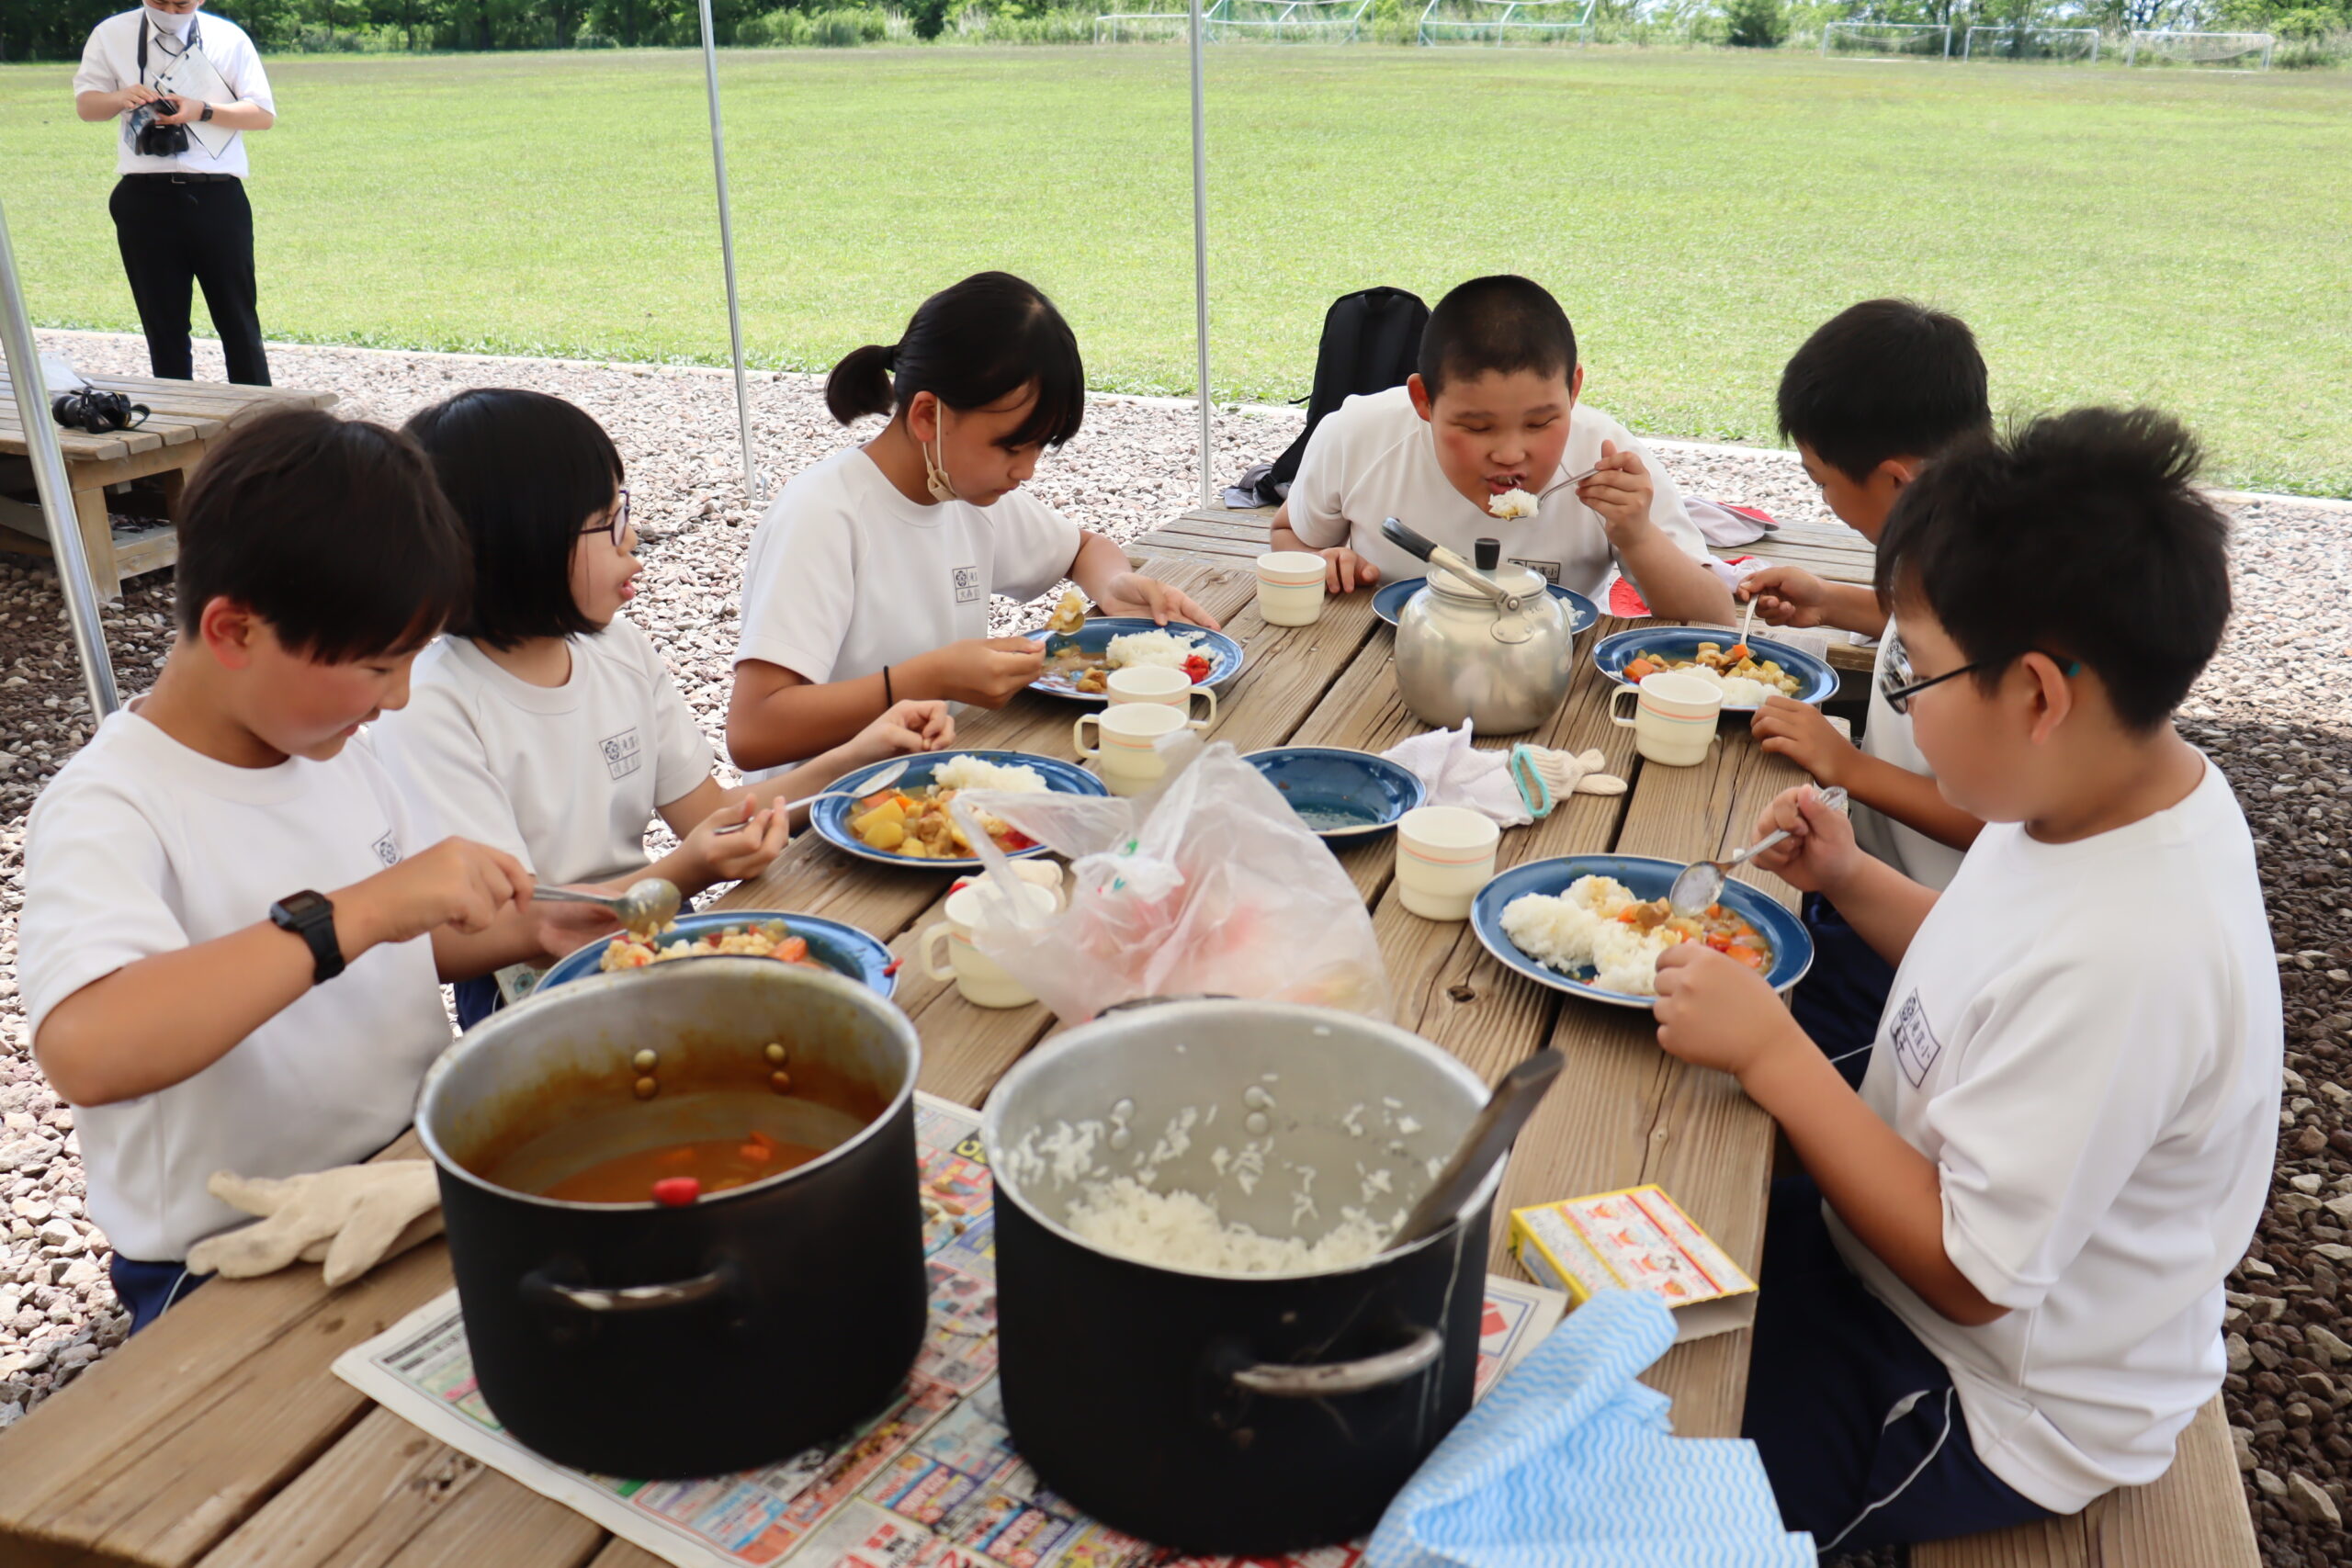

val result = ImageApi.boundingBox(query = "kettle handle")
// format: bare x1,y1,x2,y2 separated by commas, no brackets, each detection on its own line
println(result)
1379,516,1438,562
1380,518,1521,613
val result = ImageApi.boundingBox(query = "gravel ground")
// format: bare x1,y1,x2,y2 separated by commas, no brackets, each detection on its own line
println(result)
2,332,2346,1566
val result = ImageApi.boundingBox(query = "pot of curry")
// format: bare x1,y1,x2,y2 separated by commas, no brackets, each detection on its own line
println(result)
415,958,928,1477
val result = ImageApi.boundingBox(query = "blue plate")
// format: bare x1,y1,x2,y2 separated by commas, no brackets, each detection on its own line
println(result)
1471,854,1813,1010
1372,577,1600,635
1019,617,1245,702
534,910,897,998
1589,626,1838,709
1244,748,1427,841
811,750,1105,871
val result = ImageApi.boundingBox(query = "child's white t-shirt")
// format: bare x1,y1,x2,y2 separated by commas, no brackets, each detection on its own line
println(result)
370,622,712,886
734,446,1081,691
1827,759,2280,1513
17,711,449,1263
1850,612,1966,892
1284,386,1712,598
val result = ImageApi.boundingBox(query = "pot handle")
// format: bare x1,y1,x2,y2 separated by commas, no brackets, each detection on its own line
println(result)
1227,1327,1443,1398
1097,992,1237,1018
524,1261,734,1314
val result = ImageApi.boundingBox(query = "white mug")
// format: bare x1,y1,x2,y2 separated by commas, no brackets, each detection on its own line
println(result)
1105,663,1217,727
1395,805,1501,923
1255,550,1328,626
1609,671,1724,768
921,880,1057,1009
1073,703,1206,796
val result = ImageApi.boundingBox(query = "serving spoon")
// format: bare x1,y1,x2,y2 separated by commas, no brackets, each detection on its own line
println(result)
1383,1050,1566,1256
711,758,914,837
531,876,682,937
1666,785,1849,916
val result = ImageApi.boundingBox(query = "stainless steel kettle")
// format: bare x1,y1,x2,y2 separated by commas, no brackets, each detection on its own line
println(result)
1383,518,1575,736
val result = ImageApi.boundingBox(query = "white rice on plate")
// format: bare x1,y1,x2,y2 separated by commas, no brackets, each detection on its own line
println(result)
930,755,1049,794
1500,874,1682,996
1063,1177,1392,1275
1105,628,1204,671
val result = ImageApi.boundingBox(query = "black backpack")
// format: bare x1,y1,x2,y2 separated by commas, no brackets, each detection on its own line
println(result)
1240,287,1429,507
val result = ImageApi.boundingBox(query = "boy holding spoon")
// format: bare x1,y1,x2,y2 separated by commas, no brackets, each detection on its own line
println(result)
1268,275,1733,621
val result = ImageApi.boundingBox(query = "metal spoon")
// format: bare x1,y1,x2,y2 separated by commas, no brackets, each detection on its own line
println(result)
712,758,913,836
1383,1050,1566,1255
1666,785,1849,915
532,876,682,937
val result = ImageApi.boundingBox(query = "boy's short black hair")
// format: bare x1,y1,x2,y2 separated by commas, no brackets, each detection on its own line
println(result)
175,408,468,660
403,389,624,650
1418,276,1577,399
1876,407,2229,732
1778,299,1990,482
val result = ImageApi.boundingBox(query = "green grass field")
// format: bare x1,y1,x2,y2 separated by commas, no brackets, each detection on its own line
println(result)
5,46,2347,494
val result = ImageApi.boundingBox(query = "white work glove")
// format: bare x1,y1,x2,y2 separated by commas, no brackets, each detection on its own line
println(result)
1384,724,1628,828
184,1161,444,1289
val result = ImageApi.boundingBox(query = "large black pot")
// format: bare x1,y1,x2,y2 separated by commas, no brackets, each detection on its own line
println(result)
981,999,1503,1554
416,958,928,1478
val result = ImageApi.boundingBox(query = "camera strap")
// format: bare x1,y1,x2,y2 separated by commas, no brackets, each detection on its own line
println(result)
135,14,201,91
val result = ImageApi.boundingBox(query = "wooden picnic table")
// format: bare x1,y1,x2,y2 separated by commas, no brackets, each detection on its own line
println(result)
1135,503,1885,675
0,368,336,598
0,549,1807,1567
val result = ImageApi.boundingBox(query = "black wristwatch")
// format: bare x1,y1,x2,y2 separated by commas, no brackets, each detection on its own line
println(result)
270,890,345,985
198,103,213,123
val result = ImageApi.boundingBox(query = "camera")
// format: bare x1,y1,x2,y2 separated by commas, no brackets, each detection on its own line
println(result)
51,389,149,436
129,96,189,158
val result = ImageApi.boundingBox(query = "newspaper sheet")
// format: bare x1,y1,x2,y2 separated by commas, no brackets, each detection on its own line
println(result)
334,1092,1566,1568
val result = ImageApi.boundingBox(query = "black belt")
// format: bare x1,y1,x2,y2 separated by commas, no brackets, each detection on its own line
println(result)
121,172,239,185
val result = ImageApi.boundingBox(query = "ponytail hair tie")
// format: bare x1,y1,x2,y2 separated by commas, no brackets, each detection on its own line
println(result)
884,344,901,372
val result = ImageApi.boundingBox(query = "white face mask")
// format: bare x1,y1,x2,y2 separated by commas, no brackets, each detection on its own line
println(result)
146,5,197,37
920,400,959,503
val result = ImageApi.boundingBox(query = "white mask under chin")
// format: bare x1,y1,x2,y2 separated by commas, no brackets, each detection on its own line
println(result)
921,408,959,502
147,6,197,35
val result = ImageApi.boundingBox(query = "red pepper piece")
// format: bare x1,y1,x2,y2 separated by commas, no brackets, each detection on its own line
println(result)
650,1176,701,1207
882,959,903,977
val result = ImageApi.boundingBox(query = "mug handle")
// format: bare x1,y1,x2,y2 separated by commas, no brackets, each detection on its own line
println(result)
1072,713,1102,760
1190,686,1218,727
1609,684,1641,728
920,922,957,984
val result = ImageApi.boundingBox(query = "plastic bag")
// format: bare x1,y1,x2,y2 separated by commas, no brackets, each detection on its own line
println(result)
950,738,1391,1022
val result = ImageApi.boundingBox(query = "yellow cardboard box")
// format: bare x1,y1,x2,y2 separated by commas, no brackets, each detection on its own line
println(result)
1509,1183,1759,1345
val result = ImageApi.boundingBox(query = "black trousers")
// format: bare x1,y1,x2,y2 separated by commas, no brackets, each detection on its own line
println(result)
107,175,269,386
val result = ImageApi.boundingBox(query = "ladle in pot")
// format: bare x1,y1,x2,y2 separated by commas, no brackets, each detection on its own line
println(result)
1384,1049,1566,1255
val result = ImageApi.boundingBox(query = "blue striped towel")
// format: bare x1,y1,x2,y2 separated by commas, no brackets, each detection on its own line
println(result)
1367,1289,1815,1568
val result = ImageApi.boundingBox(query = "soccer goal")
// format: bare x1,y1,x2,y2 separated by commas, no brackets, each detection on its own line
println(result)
1820,21,1954,59
1203,0,1375,42
1962,25,2099,62
1417,0,1597,47
2124,29,2275,69
1094,8,1195,41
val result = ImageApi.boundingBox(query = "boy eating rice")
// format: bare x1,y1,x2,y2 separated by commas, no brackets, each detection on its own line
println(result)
18,410,610,1330
1269,274,1733,624
1651,408,2278,1551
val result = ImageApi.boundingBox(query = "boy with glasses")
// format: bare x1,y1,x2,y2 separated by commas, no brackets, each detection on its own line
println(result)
1736,300,1995,1082
1649,408,2278,1552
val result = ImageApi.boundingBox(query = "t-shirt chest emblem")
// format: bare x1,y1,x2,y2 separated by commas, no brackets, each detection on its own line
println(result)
371,831,401,867
599,728,643,781
952,565,982,605
1509,557,1563,584
1890,991,1945,1089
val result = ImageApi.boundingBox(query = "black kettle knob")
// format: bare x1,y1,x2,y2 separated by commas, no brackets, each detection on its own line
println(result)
1474,538,1501,571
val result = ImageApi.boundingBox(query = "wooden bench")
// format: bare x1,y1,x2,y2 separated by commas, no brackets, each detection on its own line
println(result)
1912,1394,2258,1568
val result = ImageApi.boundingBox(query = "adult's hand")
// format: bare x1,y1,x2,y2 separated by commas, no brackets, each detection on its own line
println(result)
151,95,208,126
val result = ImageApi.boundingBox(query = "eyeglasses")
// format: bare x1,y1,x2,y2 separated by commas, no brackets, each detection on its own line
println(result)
579,489,630,550
1879,631,2081,716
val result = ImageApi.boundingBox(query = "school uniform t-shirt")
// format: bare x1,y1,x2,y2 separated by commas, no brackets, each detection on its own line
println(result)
735,446,1081,689
1827,760,2280,1513
74,9,274,180
17,711,448,1263
1850,613,1967,892
371,622,712,887
1285,386,1711,599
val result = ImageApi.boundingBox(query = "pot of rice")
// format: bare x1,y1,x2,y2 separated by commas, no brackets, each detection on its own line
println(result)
979,998,1501,1554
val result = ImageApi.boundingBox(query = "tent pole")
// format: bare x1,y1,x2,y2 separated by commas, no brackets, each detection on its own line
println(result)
1187,0,1214,509
698,0,762,502
0,199,119,720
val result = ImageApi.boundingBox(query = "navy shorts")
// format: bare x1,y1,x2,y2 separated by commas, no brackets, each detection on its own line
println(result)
453,974,501,1031
1743,1176,2057,1553
1791,894,1894,1090
108,1254,206,1335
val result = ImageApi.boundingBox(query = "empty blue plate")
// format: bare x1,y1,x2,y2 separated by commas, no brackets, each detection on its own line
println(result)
1373,577,1600,635
1244,747,1427,841
1018,617,1246,702
534,910,897,997
1589,627,1838,709
1471,854,1813,1010
811,750,1105,871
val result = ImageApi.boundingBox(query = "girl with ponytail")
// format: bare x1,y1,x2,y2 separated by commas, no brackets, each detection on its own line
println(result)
727,271,1217,773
